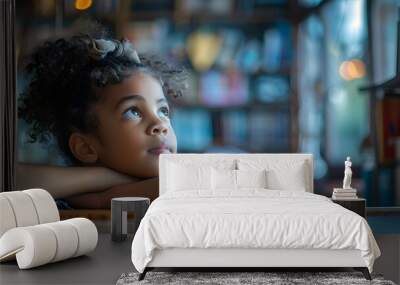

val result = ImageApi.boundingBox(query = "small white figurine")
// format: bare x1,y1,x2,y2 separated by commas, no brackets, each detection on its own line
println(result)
343,156,352,189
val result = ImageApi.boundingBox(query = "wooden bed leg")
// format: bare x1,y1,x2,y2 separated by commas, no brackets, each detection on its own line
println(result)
354,267,371,280
138,268,147,281
361,267,372,280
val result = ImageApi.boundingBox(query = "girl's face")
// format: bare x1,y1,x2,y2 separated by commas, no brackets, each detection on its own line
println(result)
88,72,177,177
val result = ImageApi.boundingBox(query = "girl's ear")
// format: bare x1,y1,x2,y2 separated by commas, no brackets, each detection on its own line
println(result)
69,132,99,164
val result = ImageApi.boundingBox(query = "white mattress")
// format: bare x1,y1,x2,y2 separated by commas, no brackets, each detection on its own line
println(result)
131,190,380,273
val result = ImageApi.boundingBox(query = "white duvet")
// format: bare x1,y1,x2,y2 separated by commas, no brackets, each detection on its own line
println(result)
131,190,380,273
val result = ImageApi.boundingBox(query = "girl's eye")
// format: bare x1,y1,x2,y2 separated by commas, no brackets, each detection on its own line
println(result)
159,106,170,118
123,107,142,120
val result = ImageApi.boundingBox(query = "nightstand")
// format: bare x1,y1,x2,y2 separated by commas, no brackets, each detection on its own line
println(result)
111,197,150,242
331,198,366,218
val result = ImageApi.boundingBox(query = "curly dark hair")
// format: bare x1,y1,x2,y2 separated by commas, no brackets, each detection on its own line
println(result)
18,34,186,164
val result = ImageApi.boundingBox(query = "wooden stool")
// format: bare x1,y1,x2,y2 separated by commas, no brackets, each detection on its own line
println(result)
111,197,150,242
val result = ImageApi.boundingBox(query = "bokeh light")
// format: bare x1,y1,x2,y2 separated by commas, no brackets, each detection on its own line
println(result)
75,0,92,11
339,59,366,81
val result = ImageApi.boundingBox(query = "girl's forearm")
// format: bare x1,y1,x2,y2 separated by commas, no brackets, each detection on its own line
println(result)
16,163,137,199
65,177,159,209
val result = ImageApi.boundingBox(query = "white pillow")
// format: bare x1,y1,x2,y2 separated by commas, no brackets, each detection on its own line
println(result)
236,169,267,188
211,168,236,190
238,159,308,191
266,161,307,191
211,169,267,190
167,163,212,192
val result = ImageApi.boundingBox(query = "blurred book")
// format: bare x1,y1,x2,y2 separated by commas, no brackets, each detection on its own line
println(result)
236,39,262,74
252,75,289,103
123,20,170,55
333,188,357,193
331,195,359,200
332,188,358,200
199,69,248,106
249,111,289,152
263,23,291,72
179,0,233,15
215,29,244,70
186,30,223,72
263,28,282,72
277,23,292,69
222,111,248,147
171,109,213,152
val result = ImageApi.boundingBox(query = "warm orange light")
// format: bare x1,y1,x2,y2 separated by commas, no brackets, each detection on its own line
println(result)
351,59,366,79
347,61,359,79
339,59,366,81
339,61,351,80
75,0,92,10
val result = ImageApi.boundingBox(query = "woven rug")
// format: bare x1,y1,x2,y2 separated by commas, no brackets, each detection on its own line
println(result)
116,271,396,285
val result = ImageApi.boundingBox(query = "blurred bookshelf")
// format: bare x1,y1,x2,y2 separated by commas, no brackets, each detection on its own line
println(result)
16,0,322,157
15,0,400,208
124,0,300,154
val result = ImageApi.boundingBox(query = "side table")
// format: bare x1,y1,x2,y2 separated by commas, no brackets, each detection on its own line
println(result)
331,198,366,218
111,197,150,242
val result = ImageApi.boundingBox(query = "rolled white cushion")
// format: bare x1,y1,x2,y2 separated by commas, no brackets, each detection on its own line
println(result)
0,226,57,269
0,191,39,227
42,221,79,262
0,218,98,269
23,189,59,224
0,196,17,237
63,218,98,257
0,189,60,239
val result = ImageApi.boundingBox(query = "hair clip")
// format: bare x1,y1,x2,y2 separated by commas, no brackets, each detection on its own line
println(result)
87,38,142,65
112,40,124,57
121,40,141,64
88,39,116,60
130,49,141,65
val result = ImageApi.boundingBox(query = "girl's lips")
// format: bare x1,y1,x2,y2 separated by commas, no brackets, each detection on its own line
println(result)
148,146,171,155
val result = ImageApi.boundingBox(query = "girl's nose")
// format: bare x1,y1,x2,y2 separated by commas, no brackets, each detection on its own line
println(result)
148,120,168,136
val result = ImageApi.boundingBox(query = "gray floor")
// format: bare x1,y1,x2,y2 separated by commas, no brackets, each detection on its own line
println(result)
1,217,399,285
0,234,134,285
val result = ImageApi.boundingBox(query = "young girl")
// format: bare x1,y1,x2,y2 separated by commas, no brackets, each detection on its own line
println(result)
17,33,185,208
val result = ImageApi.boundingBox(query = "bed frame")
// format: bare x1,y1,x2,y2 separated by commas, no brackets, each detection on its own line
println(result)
139,154,371,281
139,248,370,280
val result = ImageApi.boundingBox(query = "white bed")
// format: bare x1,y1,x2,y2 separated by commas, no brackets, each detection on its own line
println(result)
131,154,380,280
